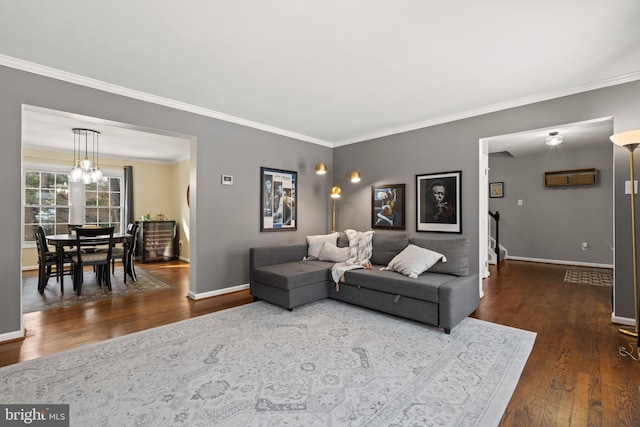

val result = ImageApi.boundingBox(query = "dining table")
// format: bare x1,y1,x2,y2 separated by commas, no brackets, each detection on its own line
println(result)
46,232,133,289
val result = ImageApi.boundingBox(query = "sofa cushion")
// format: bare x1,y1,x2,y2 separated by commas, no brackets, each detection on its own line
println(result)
318,242,350,262
384,244,446,278
410,237,470,276
337,232,349,248
370,233,410,265
306,232,339,259
342,268,456,303
253,260,331,290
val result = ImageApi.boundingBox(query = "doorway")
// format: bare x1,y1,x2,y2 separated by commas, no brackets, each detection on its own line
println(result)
21,104,196,310
478,117,615,284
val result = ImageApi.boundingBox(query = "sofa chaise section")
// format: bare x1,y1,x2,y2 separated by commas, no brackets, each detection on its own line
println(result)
249,244,331,310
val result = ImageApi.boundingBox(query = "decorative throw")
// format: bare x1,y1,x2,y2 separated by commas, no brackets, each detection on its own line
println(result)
331,229,374,289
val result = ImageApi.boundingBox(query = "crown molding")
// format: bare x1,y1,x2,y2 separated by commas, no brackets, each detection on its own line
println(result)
333,70,640,147
0,54,333,148
3,54,639,149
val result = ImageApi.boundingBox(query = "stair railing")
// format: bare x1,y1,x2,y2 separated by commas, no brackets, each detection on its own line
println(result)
488,210,501,263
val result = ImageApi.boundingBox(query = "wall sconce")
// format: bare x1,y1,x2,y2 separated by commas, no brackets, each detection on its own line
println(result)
315,162,361,232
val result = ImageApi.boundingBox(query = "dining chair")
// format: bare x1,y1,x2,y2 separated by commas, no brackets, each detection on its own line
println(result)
34,225,73,294
107,223,140,282
120,222,141,282
71,226,115,296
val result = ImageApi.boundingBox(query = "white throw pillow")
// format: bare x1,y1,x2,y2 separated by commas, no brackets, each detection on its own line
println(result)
385,244,447,278
306,232,339,259
318,241,351,262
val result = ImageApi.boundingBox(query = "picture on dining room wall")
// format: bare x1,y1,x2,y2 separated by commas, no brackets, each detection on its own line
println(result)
371,183,405,230
490,181,504,198
260,167,297,231
416,170,461,233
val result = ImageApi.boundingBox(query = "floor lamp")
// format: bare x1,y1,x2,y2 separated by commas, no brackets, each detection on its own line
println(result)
315,162,361,232
610,130,640,346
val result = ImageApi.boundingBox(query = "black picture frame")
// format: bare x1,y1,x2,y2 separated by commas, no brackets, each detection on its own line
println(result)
416,170,462,233
371,183,406,230
260,167,297,232
490,181,504,198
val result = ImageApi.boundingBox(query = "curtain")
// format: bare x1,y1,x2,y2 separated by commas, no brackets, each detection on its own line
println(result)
124,166,134,226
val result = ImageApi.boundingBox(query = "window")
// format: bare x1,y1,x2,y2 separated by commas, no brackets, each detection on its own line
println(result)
84,178,122,232
24,171,70,241
24,168,122,243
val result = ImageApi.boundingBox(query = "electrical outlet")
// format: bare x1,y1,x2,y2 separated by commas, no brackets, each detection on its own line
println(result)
581,242,588,251
625,180,638,194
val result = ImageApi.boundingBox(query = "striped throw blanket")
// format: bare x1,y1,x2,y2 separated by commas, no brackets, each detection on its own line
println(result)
331,229,374,289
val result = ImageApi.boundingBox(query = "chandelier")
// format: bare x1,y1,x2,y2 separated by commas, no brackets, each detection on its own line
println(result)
69,128,103,183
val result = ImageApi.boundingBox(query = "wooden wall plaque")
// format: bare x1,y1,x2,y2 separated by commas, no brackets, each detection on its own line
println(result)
544,168,597,187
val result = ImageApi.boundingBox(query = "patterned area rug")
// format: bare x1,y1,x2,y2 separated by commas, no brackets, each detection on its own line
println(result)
1,299,536,426
564,269,613,287
22,267,174,313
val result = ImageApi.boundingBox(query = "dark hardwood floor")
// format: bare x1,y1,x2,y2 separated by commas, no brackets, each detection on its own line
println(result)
3,259,639,425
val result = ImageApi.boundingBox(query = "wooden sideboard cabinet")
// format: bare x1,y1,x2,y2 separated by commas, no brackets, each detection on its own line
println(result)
135,220,177,262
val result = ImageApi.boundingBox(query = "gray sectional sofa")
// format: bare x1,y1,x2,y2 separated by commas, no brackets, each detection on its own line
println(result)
249,232,480,333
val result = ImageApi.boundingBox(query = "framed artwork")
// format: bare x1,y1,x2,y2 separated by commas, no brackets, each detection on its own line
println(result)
260,167,297,231
490,181,504,198
416,170,462,233
371,184,405,230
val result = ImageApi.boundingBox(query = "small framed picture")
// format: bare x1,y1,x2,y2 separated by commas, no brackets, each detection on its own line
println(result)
260,167,297,231
490,182,504,198
416,171,462,233
371,184,405,230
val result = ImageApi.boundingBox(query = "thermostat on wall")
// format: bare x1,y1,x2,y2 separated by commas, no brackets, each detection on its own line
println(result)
222,175,233,185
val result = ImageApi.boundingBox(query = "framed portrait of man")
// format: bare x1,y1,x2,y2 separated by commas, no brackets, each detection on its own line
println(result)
260,167,297,231
416,170,461,233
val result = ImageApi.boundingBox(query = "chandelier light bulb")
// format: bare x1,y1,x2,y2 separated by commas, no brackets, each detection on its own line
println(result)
90,168,103,182
81,156,92,170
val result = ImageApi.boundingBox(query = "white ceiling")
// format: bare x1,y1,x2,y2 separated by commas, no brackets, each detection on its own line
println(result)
487,117,613,157
22,106,192,164
2,1,640,158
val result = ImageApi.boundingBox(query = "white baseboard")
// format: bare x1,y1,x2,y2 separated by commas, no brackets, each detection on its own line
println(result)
506,256,613,269
611,314,635,326
188,283,249,300
0,328,25,343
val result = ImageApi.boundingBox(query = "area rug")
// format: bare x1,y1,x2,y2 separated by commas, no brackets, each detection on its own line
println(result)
564,269,613,287
1,299,536,426
22,267,174,313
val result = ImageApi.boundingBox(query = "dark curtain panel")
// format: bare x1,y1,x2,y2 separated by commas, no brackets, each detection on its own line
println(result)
124,166,134,226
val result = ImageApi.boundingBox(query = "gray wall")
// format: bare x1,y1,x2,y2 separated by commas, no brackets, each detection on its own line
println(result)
333,81,640,324
2,65,640,337
488,143,613,265
0,65,332,337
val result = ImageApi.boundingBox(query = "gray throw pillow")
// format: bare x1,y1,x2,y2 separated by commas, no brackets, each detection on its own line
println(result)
370,233,410,265
410,237,470,276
